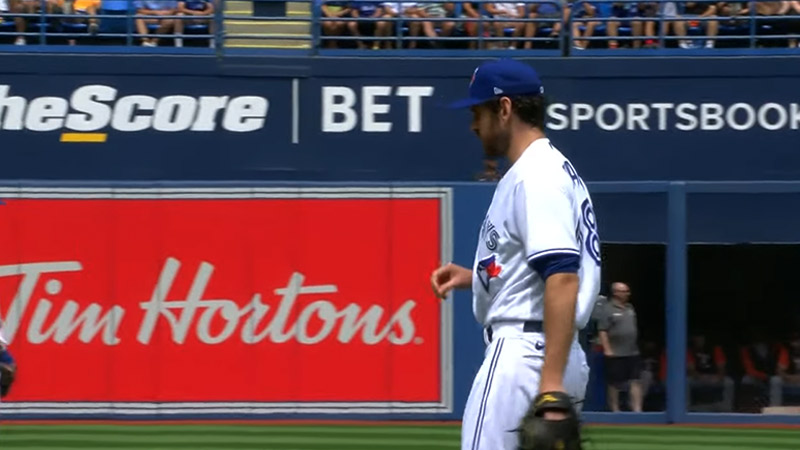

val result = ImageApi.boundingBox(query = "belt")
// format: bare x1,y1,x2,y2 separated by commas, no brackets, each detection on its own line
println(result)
485,320,543,343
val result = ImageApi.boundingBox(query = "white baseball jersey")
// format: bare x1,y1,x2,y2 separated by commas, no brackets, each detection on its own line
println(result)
462,137,599,450
471,137,601,330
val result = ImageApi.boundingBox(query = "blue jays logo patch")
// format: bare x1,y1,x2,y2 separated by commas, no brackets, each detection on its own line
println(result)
477,254,502,292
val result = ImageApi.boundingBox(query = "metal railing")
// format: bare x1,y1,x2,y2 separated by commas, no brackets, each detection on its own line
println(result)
0,0,799,54
0,0,223,49
314,0,564,50
566,0,800,51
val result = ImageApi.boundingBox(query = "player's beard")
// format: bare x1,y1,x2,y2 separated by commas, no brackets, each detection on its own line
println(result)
483,123,510,160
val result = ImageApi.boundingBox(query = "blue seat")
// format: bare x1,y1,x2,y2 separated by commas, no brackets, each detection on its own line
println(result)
101,0,131,11
98,8,131,35
0,21,15,35
62,10,90,35
62,22,89,34
98,0,133,36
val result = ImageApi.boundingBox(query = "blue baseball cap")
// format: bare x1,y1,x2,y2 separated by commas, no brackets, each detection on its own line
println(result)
448,59,544,109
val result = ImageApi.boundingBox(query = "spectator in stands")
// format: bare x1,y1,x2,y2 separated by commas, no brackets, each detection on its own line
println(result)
348,1,384,49
10,0,62,45
772,332,800,406
754,1,790,47
418,2,456,47
788,0,800,47
178,0,214,48
136,0,181,47
321,0,351,48
570,1,599,49
659,1,687,47
597,281,644,412
687,333,734,411
631,2,659,48
574,1,641,50
716,1,749,41
529,0,566,45
680,1,719,48
63,0,100,45
458,2,483,49
379,2,421,48
484,2,525,48
598,2,631,49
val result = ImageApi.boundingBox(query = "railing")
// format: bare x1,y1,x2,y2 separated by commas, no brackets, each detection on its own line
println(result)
0,0,224,51
0,0,799,55
315,0,565,51
566,0,800,52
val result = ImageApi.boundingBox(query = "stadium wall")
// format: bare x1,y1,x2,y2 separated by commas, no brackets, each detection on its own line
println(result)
0,54,799,182
1,54,800,424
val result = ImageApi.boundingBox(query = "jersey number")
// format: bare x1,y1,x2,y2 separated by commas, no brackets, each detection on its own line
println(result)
563,159,601,266
579,199,601,266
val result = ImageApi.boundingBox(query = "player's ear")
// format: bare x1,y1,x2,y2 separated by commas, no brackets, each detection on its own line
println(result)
498,96,513,121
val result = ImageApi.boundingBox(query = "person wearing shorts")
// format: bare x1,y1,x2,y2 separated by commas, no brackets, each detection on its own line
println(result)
528,0,567,45
348,1,383,48
418,2,455,47
484,2,525,48
598,282,644,412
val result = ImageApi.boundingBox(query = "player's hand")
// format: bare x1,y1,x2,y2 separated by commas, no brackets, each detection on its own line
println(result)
537,380,569,421
430,263,471,299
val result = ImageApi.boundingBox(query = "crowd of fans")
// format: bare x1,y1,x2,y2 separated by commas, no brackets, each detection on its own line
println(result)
0,0,215,46
2,0,799,48
320,0,800,49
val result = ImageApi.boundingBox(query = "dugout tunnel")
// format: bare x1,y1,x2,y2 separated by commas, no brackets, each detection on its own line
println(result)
580,182,800,422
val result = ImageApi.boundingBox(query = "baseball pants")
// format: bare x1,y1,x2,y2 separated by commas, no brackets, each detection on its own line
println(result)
461,322,590,450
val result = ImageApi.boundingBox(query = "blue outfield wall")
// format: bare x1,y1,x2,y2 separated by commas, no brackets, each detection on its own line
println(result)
0,54,799,182
1,52,800,424
1,181,800,425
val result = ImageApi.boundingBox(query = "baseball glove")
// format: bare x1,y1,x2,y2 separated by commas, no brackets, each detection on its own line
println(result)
0,363,16,398
517,391,583,450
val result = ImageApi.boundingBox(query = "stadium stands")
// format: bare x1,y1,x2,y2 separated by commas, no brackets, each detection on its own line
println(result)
0,0,799,51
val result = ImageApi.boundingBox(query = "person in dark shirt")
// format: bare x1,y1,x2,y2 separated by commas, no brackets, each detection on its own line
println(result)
177,0,215,47
740,330,781,408
680,0,719,47
348,1,384,48
458,2,483,49
687,333,734,411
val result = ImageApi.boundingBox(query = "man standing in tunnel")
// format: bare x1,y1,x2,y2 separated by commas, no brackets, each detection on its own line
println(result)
598,282,644,412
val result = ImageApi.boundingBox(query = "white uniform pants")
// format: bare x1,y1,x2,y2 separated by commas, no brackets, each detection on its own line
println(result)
461,322,590,450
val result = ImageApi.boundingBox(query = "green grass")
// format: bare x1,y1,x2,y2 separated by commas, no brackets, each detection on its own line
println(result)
0,423,799,449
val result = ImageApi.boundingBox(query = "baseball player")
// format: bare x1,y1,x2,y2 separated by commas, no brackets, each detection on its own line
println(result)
431,59,601,450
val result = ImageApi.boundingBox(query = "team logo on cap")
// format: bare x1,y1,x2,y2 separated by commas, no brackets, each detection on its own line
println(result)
477,254,502,292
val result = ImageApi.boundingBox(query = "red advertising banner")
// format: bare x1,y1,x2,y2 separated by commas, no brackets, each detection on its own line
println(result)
0,187,452,415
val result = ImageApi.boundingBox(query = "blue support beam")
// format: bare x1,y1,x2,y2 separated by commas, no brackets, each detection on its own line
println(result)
666,181,688,423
